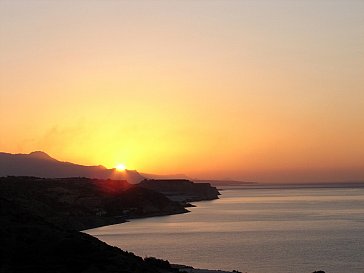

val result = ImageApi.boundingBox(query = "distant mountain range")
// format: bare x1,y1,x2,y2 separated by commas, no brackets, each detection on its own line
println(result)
0,151,254,185
0,151,145,184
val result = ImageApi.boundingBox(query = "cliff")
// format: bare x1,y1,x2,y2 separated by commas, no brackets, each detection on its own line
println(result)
139,179,220,203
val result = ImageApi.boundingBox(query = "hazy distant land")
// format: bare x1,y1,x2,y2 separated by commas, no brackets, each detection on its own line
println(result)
2,151,362,188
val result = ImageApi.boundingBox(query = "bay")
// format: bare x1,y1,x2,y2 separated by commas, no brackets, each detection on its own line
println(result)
86,186,364,273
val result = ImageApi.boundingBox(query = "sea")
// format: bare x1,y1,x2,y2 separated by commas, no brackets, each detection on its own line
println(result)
85,185,364,273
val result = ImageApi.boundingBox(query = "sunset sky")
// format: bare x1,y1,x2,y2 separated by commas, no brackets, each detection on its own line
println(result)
1,1,363,183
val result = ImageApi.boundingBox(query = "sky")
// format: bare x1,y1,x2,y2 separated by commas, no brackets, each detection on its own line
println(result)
1,0,363,183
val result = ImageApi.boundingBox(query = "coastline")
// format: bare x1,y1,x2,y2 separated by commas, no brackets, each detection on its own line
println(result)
82,209,191,231
1,176,230,273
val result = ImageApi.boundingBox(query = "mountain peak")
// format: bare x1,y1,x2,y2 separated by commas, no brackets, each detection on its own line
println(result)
28,151,55,161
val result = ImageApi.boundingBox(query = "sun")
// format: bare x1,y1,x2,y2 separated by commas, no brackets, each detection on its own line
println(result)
115,163,126,171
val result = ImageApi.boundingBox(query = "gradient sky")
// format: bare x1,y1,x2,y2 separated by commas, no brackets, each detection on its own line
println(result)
1,1,363,183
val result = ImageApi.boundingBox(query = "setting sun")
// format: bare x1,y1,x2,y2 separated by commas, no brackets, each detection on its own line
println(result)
115,164,126,171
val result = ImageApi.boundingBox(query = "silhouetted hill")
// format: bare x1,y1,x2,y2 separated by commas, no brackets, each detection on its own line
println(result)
0,176,187,230
139,179,220,203
0,152,145,184
29,150,57,160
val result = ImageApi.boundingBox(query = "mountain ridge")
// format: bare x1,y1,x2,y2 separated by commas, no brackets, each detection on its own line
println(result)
0,151,144,184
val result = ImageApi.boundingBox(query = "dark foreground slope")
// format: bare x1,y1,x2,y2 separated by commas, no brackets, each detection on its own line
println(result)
139,179,220,203
0,197,178,273
0,176,187,230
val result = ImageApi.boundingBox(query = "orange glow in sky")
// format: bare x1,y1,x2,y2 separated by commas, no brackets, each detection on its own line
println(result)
0,1,363,183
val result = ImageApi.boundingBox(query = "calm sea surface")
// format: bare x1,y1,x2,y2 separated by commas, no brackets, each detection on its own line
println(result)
86,186,364,273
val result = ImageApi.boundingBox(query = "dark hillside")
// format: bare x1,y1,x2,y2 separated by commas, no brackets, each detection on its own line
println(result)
0,176,187,230
0,197,178,273
139,179,220,203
